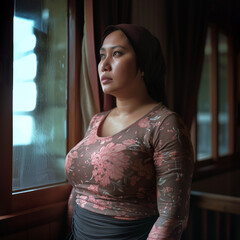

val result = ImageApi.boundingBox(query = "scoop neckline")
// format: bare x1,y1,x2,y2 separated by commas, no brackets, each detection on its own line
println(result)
96,102,163,139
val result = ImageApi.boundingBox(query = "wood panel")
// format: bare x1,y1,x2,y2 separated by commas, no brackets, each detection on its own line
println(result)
0,220,66,240
0,202,68,236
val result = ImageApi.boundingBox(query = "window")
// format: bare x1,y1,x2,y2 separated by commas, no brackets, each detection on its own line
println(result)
196,25,234,162
0,0,80,217
13,0,67,191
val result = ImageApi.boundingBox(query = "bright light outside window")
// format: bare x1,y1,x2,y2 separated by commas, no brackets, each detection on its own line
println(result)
13,0,67,191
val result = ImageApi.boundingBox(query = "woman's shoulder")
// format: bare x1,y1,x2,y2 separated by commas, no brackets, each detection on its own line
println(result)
150,103,176,122
151,104,189,135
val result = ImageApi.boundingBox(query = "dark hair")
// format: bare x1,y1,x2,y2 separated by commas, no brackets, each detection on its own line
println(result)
101,24,166,103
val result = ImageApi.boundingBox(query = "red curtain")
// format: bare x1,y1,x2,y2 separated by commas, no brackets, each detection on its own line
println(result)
159,0,210,129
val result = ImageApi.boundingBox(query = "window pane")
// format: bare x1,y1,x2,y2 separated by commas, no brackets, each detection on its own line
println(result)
197,30,212,160
13,0,67,191
218,33,229,156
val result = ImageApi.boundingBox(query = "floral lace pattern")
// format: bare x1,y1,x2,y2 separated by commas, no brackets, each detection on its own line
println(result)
65,103,194,239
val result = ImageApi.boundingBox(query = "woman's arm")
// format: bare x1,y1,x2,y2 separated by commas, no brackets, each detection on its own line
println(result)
148,114,194,239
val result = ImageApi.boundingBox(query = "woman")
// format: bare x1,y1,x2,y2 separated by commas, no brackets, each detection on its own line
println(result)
65,24,194,240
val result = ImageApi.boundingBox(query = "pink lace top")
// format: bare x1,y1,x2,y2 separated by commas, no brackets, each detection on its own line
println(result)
65,103,194,239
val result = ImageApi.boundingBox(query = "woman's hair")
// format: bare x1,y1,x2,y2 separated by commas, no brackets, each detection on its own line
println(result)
101,24,166,103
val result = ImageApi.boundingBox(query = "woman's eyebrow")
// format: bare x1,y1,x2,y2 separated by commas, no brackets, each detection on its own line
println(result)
100,45,126,51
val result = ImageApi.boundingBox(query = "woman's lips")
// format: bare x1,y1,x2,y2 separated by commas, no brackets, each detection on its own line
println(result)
101,77,112,84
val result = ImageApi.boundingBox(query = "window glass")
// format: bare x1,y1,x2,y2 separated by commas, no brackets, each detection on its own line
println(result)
197,30,212,160
13,0,67,191
218,33,229,155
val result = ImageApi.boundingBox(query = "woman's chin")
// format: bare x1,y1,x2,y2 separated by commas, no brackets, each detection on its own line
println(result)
101,87,114,95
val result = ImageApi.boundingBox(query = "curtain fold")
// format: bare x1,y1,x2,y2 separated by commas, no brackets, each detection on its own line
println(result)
79,23,98,134
77,0,100,136
83,0,101,113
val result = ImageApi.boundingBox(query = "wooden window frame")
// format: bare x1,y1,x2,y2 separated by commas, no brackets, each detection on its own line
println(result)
193,23,237,180
0,0,81,233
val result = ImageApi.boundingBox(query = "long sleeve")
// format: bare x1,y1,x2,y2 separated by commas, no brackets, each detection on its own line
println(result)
147,114,194,239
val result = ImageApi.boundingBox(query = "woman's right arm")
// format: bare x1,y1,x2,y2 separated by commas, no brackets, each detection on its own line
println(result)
147,113,194,239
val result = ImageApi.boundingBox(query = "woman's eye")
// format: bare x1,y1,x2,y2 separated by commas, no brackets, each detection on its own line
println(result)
99,53,105,59
113,51,121,57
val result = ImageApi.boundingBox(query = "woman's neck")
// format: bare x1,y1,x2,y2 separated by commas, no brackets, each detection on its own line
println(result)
114,95,158,116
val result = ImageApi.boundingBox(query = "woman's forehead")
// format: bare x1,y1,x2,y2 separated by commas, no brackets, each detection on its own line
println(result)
101,30,130,48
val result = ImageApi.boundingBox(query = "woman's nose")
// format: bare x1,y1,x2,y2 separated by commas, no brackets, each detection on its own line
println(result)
101,57,111,72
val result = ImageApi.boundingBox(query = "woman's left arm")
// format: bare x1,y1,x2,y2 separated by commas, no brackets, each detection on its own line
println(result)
147,114,194,240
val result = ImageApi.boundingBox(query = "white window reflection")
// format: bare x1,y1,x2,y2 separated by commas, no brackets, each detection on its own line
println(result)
14,17,36,58
13,82,37,112
13,115,33,145
13,53,37,81
13,16,37,146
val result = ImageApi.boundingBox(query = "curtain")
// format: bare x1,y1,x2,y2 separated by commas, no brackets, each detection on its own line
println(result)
79,0,100,135
131,0,209,129
209,0,240,52
79,24,98,134
159,0,209,129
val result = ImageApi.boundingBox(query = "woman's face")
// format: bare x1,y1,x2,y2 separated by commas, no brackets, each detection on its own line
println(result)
98,30,142,97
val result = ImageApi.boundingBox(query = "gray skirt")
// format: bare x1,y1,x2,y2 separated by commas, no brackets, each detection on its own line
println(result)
66,204,158,240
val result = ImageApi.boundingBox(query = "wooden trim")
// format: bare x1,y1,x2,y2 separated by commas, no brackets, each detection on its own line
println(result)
210,24,219,160
193,154,239,180
12,184,72,212
0,0,14,216
191,191,240,215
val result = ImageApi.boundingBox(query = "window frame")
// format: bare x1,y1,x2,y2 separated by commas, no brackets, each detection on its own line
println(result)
193,23,237,179
0,0,80,221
